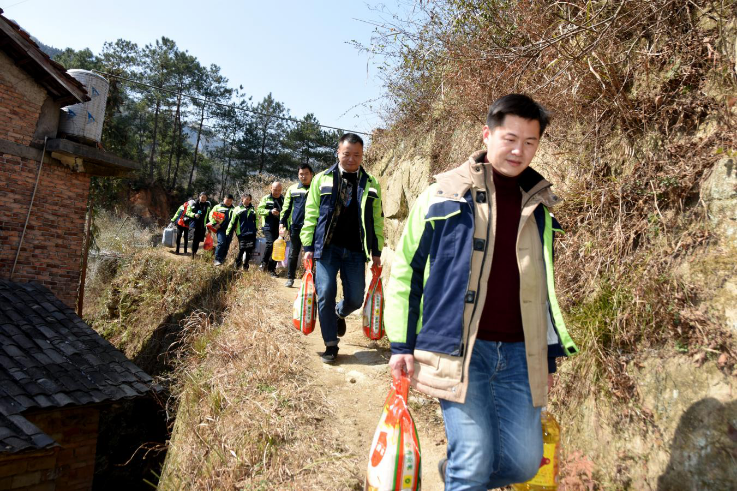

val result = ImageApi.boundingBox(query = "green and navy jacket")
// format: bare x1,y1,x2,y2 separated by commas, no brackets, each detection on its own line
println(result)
384,151,579,406
300,163,384,261
186,200,211,229
256,194,284,231
279,182,310,233
207,202,235,231
170,200,194,224
226,204,257,237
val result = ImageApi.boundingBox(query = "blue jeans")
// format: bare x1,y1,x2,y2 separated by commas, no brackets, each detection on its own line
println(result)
215,228,231,262
440,340,542,491
314,245,366,347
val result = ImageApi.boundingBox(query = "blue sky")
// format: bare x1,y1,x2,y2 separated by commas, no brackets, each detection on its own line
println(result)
2,0,399,134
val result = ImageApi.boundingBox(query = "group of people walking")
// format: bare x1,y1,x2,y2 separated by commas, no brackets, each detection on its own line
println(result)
167,95,579,491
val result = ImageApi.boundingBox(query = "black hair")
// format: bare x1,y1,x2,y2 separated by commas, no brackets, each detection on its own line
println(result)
486,94,550,137
338,132,364,147
198,191,207,197
225,194,234,200
242,193,252,199
298,163,314,174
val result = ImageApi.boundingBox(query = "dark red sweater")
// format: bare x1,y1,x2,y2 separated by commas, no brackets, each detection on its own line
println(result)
477,168,525,342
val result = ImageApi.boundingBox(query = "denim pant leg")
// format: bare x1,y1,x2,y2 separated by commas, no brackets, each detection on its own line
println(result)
215,229,230,262
336,249,366,318
440,341,542,491
315,245,340,347
287,229,302,280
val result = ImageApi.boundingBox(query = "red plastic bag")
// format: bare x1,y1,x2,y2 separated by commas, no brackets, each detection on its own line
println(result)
176,201,190,228
366,375,421,491
203,231,214,251
293,258,317,335
363,265,385,340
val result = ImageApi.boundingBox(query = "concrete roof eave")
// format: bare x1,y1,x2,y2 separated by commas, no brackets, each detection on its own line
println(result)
45,138,139,177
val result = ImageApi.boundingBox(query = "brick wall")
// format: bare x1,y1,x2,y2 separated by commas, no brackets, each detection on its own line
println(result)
0,406,101,491
0,153,90,308
0,53,46,145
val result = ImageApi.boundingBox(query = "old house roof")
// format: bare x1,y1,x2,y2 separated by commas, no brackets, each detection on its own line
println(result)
0,8,89,106
0,280,155,454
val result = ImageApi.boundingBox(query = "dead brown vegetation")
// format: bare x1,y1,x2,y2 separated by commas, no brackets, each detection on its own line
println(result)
159,272,361,490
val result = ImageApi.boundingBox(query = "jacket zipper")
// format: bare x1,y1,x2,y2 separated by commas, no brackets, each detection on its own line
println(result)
460,165,492,383
322,170,340,250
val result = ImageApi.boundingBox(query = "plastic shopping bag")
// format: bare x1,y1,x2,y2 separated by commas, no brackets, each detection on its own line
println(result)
366,375,421,491
292,258,317,335
203,231,214,251
363,265,385,340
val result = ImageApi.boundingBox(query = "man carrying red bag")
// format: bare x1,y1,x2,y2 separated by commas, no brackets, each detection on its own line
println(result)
385,95,579,490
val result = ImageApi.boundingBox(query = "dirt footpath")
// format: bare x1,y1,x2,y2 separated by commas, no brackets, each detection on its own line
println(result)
270,276,447,491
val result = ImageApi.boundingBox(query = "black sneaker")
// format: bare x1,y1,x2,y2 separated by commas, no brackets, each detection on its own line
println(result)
320,346,339,364
438,458,447,483
336,315,347,338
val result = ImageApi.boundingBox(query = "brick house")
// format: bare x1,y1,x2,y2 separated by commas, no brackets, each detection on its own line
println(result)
0,280,155,490
0,9,158,491
0,8,136,312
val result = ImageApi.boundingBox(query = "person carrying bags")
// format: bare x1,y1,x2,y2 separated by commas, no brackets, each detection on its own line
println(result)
256,182,284,277
280,163,314,287
207,194,235,267
170,197,195,255
226,194,257,270
301,133,385,364
385,94,579,490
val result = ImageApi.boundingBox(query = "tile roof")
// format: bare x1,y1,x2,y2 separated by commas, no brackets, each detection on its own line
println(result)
0,280,156,454
0,8,89,106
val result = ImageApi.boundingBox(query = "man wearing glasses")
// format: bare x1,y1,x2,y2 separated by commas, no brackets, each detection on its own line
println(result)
301,133,385,363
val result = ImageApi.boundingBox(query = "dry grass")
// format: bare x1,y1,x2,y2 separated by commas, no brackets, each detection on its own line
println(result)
159,272,361,490
85,249,229,364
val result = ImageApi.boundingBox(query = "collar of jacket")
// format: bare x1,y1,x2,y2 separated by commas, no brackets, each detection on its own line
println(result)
326,162,367,180
433,150,561,208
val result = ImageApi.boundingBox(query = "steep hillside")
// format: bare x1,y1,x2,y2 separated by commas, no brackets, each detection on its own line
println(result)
364,1,737,489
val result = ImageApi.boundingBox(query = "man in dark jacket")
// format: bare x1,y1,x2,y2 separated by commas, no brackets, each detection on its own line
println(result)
208,194,235,266
227,194,257,270
189,192,211,259
280,163,314,287
301,133,384,363
256,182,284,276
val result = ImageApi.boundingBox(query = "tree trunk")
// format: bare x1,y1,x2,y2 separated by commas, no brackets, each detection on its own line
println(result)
258,123,268,173
165,109,177,185
171,103,184,190
220,138,234,199
166,93,182,187
188,103,206,191
148,97,161,181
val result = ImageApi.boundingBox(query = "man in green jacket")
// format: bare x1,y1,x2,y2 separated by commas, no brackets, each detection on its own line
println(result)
227,194,257,270
280,163,314,287
301,133,384,363
170,198,195,255
208,194,234,266
256,182,284,276
385,94,578,490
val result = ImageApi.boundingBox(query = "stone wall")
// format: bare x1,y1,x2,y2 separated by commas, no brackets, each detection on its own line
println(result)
0,406,101,490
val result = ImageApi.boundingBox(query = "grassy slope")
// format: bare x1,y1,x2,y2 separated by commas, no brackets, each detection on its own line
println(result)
158,271,359,491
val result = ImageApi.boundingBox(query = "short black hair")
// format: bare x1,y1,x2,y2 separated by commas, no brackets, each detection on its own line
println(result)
338,132,364,147
298,163,314,174
198,191,207,197
486,94,550,137
225,194,234,200
242,193,252,199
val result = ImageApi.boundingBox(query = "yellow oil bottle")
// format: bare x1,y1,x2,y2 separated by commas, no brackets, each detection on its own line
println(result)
272,236,286,261
512,409,560,491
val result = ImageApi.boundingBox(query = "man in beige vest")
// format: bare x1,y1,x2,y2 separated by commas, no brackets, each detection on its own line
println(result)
385,94,578,490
